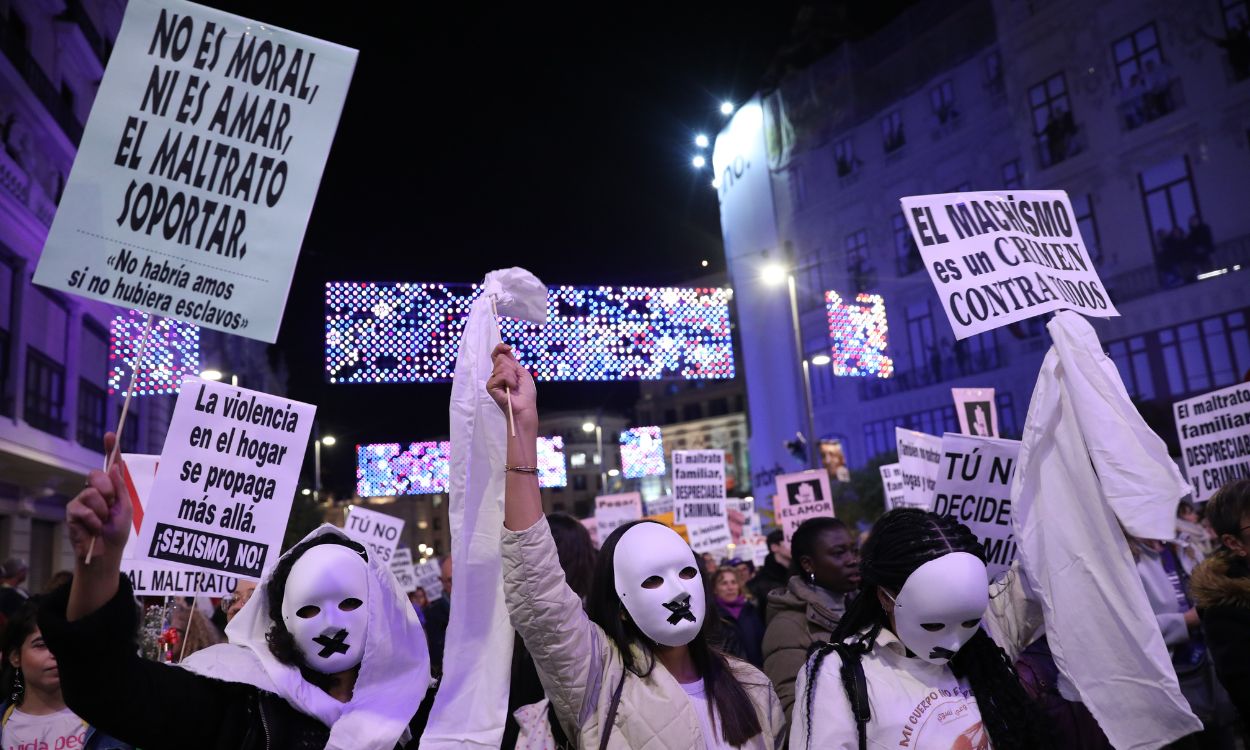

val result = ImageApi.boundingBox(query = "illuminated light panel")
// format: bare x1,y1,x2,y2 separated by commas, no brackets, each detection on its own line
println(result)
825,291,894,379
620,426,665,478
357,437,567,497
109,310,201,396
325,283,735,383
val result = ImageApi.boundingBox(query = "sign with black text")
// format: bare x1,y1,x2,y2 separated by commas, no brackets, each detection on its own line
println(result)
390,547,418,593
896,428,943,509
933,433,1020,581
776,469,834,543
343,505,404,564
673,450,730,554
880,462,906,512
595,492,643,542
1174,382,1250,502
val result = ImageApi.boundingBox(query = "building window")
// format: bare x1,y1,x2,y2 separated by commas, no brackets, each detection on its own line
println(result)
1001,159,1022,189
573,475,587,491
1139,156,1200,285
78,322,108,446
570,452,587,468
25,349,66,436
1114,23,1177,128
77,379,106,447
845,229,872,292
1070,193,1102,264
893,214,922,276
930,80,957,124
119,404,140,453
1029,74,1079,167
663,408,677,424
834,137,857,177
1220,1,1250,81
984,50,1003,91
682,403,703,421
905,301,937,375
0,258,13,417
952,330,1000,377
881,110,905,154
995,393,1019,439
1159,313,1250,396
1108,335,1156,400
1113,23,1164,89
708,397,729,417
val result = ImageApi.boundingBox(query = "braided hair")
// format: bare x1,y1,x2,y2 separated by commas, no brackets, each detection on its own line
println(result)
803,508,1046,749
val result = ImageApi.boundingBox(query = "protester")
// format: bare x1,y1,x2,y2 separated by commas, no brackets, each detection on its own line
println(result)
761,516,858,727
793,508,1048,749
700,552,719,576
712,568,764,668
2,599,132,749
409,587,428,625
0,558,29,621
748,529,790,612
167,597,226,664
424,556,451,678
1192,479,1250,735
730,559,755,596
220,579,256,624
36,433,432,750
42,571,72,595
489,344,783,748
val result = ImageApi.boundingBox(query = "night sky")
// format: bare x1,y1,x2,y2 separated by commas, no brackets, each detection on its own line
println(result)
193,2,901,498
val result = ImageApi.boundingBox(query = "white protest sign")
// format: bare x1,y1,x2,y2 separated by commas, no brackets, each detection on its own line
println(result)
879,463,905,512
646,495,674,517
933,433,1021,581
595,492,643,542
895,428,943,509
390,547,418,593
687,516,733,557
1174,382,1250,502
900,190,1117,340
672,450,731,553
775,469,834,544
136,376,314,579
729,497,761,544
952,388,998,437
342,505,404,564
32,0,358,343
414,557,443,600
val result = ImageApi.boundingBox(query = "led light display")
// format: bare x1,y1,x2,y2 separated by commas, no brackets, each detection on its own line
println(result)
357,436,567,497
825,291,894,378
325,283,734,383
620,426,665,478
109,310,201,396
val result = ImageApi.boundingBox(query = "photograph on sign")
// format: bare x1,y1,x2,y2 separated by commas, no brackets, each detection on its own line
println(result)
342,505,405,564
952,388,998,437
899,190,1117,340
879,463,906,512
933,433,1021,581
33,0,358,342
775,469,834,543
895,428,943,509
595,492,643,542
135,376,315,579
1173,382,1250,503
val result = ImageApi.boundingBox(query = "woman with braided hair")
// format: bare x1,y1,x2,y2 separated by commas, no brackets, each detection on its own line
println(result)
792,508,1048,749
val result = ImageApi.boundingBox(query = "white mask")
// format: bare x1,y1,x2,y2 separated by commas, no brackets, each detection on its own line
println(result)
613,523,706,647
885,552,988,664
281,544,371,674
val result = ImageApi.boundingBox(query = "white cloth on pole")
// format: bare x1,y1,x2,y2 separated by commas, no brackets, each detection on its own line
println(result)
1011,311,1200,750
422,267,546,748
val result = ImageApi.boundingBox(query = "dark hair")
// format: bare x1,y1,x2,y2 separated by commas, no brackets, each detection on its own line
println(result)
1206,480,1250,540
789,516,848,576
588,520,763,746
804,508,1045,750
2,598,42,704
265,534,368,687
547,512,597,601
766,529,784,548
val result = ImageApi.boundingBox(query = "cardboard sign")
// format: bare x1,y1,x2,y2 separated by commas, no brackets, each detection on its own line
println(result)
895,428,943,509
414,557,443,600
933,433,1021,581
879,462,906,512
952,388,998,437
343,505,404,564
33,0,358,342
136,376,314,579
595,492,643,543
642,512,689,543
1174,382,1250,502
390,547,418,593
900,190,1117,340
775,469,834,543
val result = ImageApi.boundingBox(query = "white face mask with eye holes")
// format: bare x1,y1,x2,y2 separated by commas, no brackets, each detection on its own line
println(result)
884,551,988,665
613,523,706,647
281,544,370,674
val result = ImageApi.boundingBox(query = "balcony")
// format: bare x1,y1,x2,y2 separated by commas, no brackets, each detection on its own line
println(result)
24,348,66,438
0,147,58,226
858,345,1007,401
1105,233,1250,305
0,21,84,144
1034,120,1086,169
1117,78,1184,132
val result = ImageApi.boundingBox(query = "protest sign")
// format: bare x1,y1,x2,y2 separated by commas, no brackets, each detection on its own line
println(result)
595,492,643,542
390,547,418,593
1174,382,1250,502
895,428,943,509
646,495,674,517
136,376,315,579
642,512,689,543
775,470,834,543
952,388,998,437
33,0,358,343
900,190,1117,340
120,453,159,559
879,462,906,512
343,505,404,564
729,497,761,545
673,450,731,553
933,433,1020,580
414,557,443,600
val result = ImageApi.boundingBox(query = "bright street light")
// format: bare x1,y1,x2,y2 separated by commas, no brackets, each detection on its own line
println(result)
721,101,735,115
201,369,223,381
582,422,596,433
695,134,709,148
761,263,788,286
321,435,337,446
811,354,832,366
692,155,706,169
301,488,311,496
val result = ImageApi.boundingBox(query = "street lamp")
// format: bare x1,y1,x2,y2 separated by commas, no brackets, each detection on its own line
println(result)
313,429,336,502
810,354,832,367
201,369,223,381
582,420,607,491
721,101,735,116
695,134,709,148
761,261,821,470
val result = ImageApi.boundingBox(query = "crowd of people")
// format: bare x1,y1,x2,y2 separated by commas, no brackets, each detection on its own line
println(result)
0,347,1245,749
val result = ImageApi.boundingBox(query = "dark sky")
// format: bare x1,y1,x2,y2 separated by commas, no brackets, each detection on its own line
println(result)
197,3,807,497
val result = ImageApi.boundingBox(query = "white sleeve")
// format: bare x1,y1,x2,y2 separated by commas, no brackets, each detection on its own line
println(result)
789,649,859,750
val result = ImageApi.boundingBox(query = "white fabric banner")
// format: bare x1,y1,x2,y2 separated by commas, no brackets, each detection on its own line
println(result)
1012,311,1199,749
1173,381,1250,502
899,190,1117,340
895,428,942,510
423,268,545,748
32,0,357,342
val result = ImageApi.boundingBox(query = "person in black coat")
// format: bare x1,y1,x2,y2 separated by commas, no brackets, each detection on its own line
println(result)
713,567,765,667
38,434,434,750
748,529,791,616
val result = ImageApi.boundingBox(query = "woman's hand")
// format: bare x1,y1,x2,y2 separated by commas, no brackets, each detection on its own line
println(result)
69,432,134,565
487,343,537,433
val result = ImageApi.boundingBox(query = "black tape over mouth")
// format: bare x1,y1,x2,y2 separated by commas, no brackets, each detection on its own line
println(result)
928,645,956,661
663,594,696,625
313,628,351,658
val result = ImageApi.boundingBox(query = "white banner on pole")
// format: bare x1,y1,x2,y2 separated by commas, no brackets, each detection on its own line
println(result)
1174,382,1250,502
775,469,834,543
952,388,998,437
342,505,405,564
895,428,943,510
933,433,1021,581
900,190,1117,340
32,0,358,342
